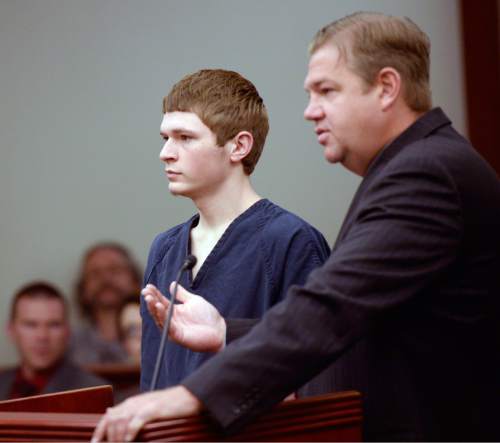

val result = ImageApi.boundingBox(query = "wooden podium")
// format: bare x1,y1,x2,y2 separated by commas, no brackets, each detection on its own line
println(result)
0,388,362,441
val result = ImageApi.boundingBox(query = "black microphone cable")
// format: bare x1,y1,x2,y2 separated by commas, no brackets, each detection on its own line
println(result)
149,254,197,391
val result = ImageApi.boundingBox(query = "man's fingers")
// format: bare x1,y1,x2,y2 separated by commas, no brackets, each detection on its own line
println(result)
155,302,166,327
111,419,129,443
91,415,107,443
125,414,146,442
172,282,191,303
143,295,162,329
142,284,165,304
143,286,170,329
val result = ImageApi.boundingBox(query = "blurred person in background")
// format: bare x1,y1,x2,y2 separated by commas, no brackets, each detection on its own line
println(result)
0,281,106,400
70,242,142,365
113,294,142,402
118,294,142,365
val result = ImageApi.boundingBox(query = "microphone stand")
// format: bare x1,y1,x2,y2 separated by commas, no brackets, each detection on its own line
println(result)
149,255,197,391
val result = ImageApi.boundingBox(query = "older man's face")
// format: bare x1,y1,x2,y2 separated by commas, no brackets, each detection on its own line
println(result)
304,44,384,176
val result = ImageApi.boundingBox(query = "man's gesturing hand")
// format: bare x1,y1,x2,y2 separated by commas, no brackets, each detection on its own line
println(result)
142,283,226,352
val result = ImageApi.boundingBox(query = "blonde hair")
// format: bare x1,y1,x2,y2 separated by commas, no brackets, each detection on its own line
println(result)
310,12,432,112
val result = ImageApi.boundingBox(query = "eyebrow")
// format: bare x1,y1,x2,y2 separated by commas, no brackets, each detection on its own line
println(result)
306,78,341,94
160,128,196,137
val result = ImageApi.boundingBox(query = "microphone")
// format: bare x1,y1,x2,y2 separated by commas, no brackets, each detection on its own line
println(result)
149,254,197,391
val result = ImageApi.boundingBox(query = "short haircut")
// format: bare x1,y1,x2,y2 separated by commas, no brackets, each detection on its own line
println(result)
75,242,142,320
163,69,269,175
10,281,67,321
310,12,432,112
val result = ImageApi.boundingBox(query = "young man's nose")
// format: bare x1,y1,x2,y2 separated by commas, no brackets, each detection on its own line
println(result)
159,140,178,163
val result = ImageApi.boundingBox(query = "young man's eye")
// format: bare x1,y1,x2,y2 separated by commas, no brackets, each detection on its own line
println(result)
162,136,169,142
180,134,191,141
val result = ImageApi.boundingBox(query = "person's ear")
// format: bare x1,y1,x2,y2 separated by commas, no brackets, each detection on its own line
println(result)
228,131,253,163
376,67,401,111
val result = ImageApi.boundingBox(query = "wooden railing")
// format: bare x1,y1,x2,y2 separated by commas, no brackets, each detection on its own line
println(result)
0,390,362,442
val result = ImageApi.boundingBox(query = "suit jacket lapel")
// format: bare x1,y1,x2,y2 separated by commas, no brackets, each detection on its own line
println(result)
332,107,451,248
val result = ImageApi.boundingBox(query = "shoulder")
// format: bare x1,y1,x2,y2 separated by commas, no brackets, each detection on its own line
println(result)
0,367,16,400
149,220,190,255
55,361,108,388
257,200,330,259
69,326,127,365
259,200,327,243
0,367,16,381
146,216,197,265
389,125,485,180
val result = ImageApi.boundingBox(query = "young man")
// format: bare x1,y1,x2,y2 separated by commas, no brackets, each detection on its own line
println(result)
139,69,330,390
0,282,106,400
93,13,500,442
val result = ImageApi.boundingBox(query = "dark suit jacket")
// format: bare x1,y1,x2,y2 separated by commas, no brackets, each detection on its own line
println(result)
0,359,108,401
183,108,500,441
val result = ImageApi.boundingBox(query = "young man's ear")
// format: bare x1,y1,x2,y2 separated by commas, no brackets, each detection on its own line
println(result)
228,131,253,164
376,67,401,111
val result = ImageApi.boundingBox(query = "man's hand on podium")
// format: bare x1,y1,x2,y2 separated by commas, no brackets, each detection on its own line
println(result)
142,283,227,353
91,385,202,442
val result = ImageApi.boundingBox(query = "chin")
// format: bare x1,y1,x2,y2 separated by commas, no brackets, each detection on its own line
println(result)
29,360,56,372
324,152,343,164
323,145,344,164
168,185,190,197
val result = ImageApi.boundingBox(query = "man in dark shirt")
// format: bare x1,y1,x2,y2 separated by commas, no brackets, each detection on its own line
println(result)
139,69,330,390
0,282,106,400
93,12,500,442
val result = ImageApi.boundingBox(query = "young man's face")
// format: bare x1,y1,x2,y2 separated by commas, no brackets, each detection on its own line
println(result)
304,44,384,176
159,112,230,200
8,296,69,373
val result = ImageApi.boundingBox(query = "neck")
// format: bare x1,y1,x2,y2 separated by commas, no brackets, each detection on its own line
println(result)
93,309,119,341
384,107,424,148
20,365,37,381
359,106,425,176
21,360,60,381
193,174,261,231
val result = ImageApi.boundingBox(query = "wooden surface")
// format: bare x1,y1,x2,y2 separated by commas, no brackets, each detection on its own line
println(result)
0,390,362,442
0,385,113,414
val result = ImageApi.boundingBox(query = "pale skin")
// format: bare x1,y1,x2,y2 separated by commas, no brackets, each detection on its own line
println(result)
92,109,262,442
142,282,226,353
92,44,422,442
8,297,70,379
160,111,261,279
